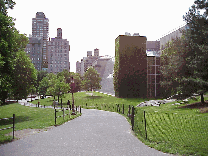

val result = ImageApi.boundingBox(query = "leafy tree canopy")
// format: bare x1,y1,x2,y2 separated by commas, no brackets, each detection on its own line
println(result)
180,0,208,102
82,67,101,91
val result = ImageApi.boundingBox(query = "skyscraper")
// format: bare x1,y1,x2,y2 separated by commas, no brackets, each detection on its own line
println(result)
25,37,43,71
48,28,70,74
32,12,49,70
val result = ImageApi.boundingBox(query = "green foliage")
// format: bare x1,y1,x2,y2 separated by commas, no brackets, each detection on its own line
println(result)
114,38,120,97
11,50,37,99
181,0,208,101
57,69,70,83
0,0,16,16
160,36,188,97
35,70,48,93
0,1,37,103
82,67,101,91
45,74,70,98
38,77,50,96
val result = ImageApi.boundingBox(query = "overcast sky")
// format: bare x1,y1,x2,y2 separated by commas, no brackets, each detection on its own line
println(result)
7,0,195,72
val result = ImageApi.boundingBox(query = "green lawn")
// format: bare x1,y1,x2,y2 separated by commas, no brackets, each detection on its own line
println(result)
32,91,208,155
32,91,149,107
0,103,81,144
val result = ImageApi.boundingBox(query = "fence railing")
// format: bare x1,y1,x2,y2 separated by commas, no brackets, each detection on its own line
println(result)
82,103,208,151
0,114,15,139
55,106,81,126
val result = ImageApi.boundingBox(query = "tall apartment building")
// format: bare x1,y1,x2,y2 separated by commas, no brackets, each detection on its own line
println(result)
25,37,43,71
76,61,81,75
47,28,70,74
94,48,99,56
79,49,100,76
32,12,49,70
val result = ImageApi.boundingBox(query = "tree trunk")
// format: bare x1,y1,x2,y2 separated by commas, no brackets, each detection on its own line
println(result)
201,93,204,103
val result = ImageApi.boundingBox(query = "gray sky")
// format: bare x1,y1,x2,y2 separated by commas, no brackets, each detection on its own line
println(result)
7,0,195,72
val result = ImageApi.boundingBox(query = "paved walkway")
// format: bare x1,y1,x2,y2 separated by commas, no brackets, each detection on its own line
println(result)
0,108,173,156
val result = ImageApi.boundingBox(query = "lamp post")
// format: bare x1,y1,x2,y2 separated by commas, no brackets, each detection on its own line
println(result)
70,77,76,115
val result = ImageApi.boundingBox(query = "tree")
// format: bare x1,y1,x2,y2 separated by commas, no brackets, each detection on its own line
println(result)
39,73,56,97
82,67,101,91
57,69,70,83
0,0,37,103
160,36,189,98
35,70,48,94
181,0,208,103
11,50,37,100
0,0,18,103
46,74,70,102
38,76,50,97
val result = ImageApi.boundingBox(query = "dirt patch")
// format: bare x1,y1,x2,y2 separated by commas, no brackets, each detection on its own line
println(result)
179,101,208,113
5,126,55,140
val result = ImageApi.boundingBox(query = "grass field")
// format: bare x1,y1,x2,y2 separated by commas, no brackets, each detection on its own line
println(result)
31,91,149,107
0,103,81,144
32,91,208,155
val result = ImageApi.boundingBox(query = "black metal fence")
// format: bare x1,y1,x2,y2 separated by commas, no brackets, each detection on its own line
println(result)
82,103,208,150
54,106,81,126
0,114,15,139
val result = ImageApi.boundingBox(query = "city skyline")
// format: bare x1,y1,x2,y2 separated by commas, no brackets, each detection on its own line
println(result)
7,0,195,72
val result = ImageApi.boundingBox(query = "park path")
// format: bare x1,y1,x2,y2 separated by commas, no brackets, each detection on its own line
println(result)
0,108,173,156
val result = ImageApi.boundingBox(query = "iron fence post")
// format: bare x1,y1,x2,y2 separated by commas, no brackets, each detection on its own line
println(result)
13,114,15,139
132,106,134,131
144,110,147,139
123,104,124,114
63,108,64,120
55,109,57,126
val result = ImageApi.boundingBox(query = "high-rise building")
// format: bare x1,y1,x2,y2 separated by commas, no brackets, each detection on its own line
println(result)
79,49,100,76
87,51,92,57
32,12,49,71
76,61,81,75
25,37,43,71
48,28,70,74
94,48,99,56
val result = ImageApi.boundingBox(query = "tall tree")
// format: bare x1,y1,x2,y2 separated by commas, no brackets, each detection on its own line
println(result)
57,69,70,82
38,76,50,97
0,0,17,103
160,36,189,97
47,75,70,102
35,70,48,93
11,50,37,100
182,0,208,102
0,0,37,103
82,67,101,91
